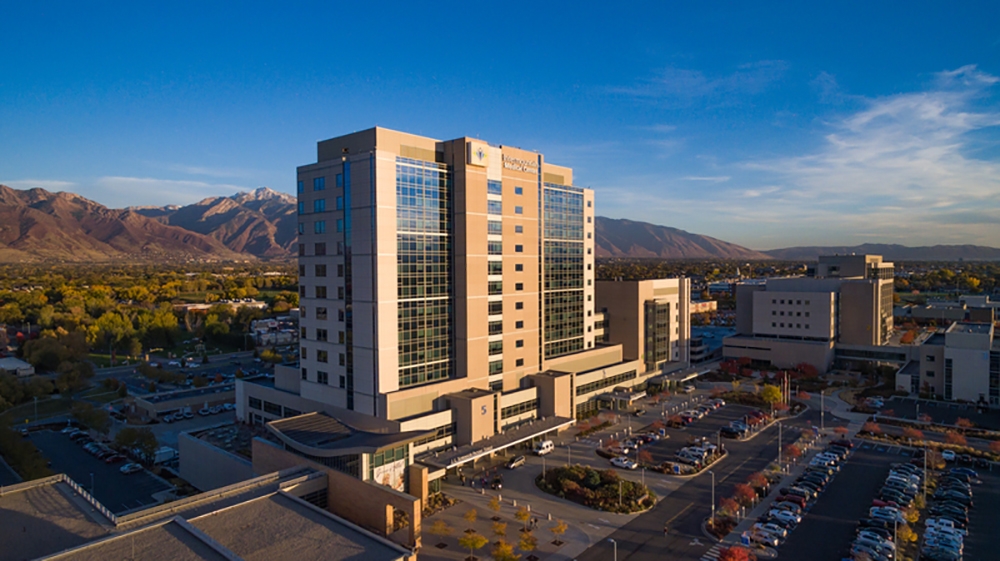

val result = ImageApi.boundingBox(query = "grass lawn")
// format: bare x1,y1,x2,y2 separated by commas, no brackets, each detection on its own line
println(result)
0,395,74,425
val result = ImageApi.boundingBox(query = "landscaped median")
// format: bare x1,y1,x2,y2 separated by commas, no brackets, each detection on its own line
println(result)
535,464,656,514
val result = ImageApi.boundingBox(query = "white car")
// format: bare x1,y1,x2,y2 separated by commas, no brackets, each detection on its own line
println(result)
925,518,967,536
856,530,895,550
753,522,788,538
120,463,143,475
869,506,904,523
611,457,638,470
749,530,779,547
167,360,181,367
941,450,957,462
767,509,801,525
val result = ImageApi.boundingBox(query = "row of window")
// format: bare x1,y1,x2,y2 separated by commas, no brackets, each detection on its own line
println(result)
500,398,538,420
298,218,345,235
486,180,525,196
299,264,344,278
771,322,812,329
298,242,346,256
575,370,638,396
771,299,812,305
296,174,344,194
487,201,525,215
300,285,346,300
248,397,301,418
301,367,348,388
772,310,811,317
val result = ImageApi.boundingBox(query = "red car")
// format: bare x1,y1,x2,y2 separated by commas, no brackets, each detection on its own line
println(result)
832,439,854,449
104,454,124,464
776,495,807,509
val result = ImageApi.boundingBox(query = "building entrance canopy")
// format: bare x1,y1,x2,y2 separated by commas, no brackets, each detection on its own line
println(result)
418,416,575,470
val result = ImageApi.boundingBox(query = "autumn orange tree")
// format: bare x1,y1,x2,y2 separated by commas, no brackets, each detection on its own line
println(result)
990,440,1000,455
718,545,755,561
945,432,967,446
834,426,849,437
955,418,975,432
782,444,802,460
862,422,882,435
747,472,768,490
733,483,756,506
902,427,924,441
718,497,740,517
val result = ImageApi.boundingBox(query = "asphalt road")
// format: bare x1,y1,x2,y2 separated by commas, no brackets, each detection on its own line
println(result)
885,396,1000,430
29,430,171,514
576,407,802,561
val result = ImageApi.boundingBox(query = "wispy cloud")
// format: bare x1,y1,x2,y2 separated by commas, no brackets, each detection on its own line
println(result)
93,176,251,207
681,175,730,182
1,179,76,191
610,60,788,104
159,163,259,179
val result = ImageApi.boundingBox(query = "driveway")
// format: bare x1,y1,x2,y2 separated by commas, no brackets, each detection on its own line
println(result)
29,430,172,514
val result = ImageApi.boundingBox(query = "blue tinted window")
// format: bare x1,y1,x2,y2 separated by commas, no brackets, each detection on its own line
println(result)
314,199,326,212
487,220,502,235
298,223,305,235
336,174,343,188
336,219,344,232
514,206,523,215
487,180,502,195
314,177,326,191
514,186,523,195
336,196,344,210
488,200,502,215
297,181,304,194
297,202,305,215
314,221,326,234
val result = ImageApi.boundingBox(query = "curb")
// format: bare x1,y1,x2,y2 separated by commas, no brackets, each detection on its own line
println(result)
662,449,730,479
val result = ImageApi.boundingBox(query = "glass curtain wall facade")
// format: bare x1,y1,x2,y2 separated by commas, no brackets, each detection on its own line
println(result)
396,157,454,388
644,300,671,372
540,183,585,359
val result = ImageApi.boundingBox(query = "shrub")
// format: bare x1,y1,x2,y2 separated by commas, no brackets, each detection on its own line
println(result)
945,431,967,446
733,483,756,506
861,421,881,435
718,545,755,561
536,465,655,513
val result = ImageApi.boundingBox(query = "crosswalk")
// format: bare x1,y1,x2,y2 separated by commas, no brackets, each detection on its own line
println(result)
700,543,724,561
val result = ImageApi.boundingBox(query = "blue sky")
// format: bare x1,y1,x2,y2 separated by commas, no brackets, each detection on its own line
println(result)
2,1,999,250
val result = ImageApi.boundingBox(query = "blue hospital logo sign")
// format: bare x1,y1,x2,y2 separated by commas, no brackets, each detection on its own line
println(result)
468,141,489,167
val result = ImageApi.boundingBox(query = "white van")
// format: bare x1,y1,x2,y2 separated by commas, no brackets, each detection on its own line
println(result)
534,440,554,456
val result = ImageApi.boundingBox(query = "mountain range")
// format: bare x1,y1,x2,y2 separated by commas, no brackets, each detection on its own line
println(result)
1,184,998,262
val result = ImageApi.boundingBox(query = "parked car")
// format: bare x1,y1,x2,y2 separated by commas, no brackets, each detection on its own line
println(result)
941,450,956,462
198,407,212,416
611,457,638,470
505,456,526,469
120,463,143,475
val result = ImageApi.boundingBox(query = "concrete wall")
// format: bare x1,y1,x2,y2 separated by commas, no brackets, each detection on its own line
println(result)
178,431,254,492
723,335,835,372
945,347,991,402
752,290,835,340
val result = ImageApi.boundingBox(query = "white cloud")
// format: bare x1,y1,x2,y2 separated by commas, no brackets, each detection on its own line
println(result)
610,60,788,103
159,163,259,179
681,176,730,182
1,179,76,191
91,176,251,207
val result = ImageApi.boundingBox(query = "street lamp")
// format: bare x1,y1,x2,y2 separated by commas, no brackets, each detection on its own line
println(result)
608,538,617,561
709,470,716,522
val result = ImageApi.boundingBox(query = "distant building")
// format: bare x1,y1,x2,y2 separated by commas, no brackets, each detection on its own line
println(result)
895,322,999,405
723,254,894,372
690,300,718,314
0,356,35,377
895,294,997,326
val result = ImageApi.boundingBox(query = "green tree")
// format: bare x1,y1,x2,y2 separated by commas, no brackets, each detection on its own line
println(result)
458,532,488,560
114,427,158,462
491,539,521,561
72,402,111,435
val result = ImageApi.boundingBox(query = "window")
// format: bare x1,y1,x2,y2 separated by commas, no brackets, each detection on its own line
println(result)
487,180,502,195
489,320,503,335
796,300,802,305
514,206,523,214
926,355,935,363
263,401,281,416
515,283,523,291
337,286,345,299
338,309,345,321
772,311,776,316
772,322,776,327
336,173,343,188
336,196,344,210
314,220,326,234
339,375,346,388
315,264,327,277
514,225,523,233
299,264,306,276
488,200,502,215
514,186,523,195
301,368,307,380
796,312,801,317
587,200,591,207
300,346,307,359
314,199,326,212
316,329,328,342
515,358,524,367
336,219,344,232
338,331,345,344
514,244,523,253
317,350,328,363
489,360,503,374
780,300,785,304
805,312,810,317
298,202,305,215
805,324,810,329
805,300,810,305
488,261,502,275
515,339,524,348
298,223,305,235
488,220,502,234
500,398,538,420
489,281,503,295
316,307,328,320
489,340,503,355
587,216,592,223
249,397,262,410
315,286,327,298
515,263,523,272
515,321,523,328
317,371,329,384
339,353,345,366
926,370,935,378
488,241,503,255
297,181,304,194
515,302,524,310
337,264,344,277
313,177,325,191
315,242,326,256
489,301,503,315
337,241,344,254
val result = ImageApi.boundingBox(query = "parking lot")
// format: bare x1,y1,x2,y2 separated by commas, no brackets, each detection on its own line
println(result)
643,404,764,466
29,430,172,514
886,396,999,430
780,439,998,560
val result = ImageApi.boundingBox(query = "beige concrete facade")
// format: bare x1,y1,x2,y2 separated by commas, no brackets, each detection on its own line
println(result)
725,255,894,373
595,278,692,372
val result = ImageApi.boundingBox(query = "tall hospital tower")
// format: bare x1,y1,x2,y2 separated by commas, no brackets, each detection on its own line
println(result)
239,128,689,503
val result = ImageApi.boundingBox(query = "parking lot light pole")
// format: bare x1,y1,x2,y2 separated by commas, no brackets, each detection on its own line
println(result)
608,538,617,561
709,470,716,522
777,422,782,471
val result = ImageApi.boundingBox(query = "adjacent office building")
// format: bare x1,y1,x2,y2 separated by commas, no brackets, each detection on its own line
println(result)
237,128,690,499
723,254,894,372
895,322,999,405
